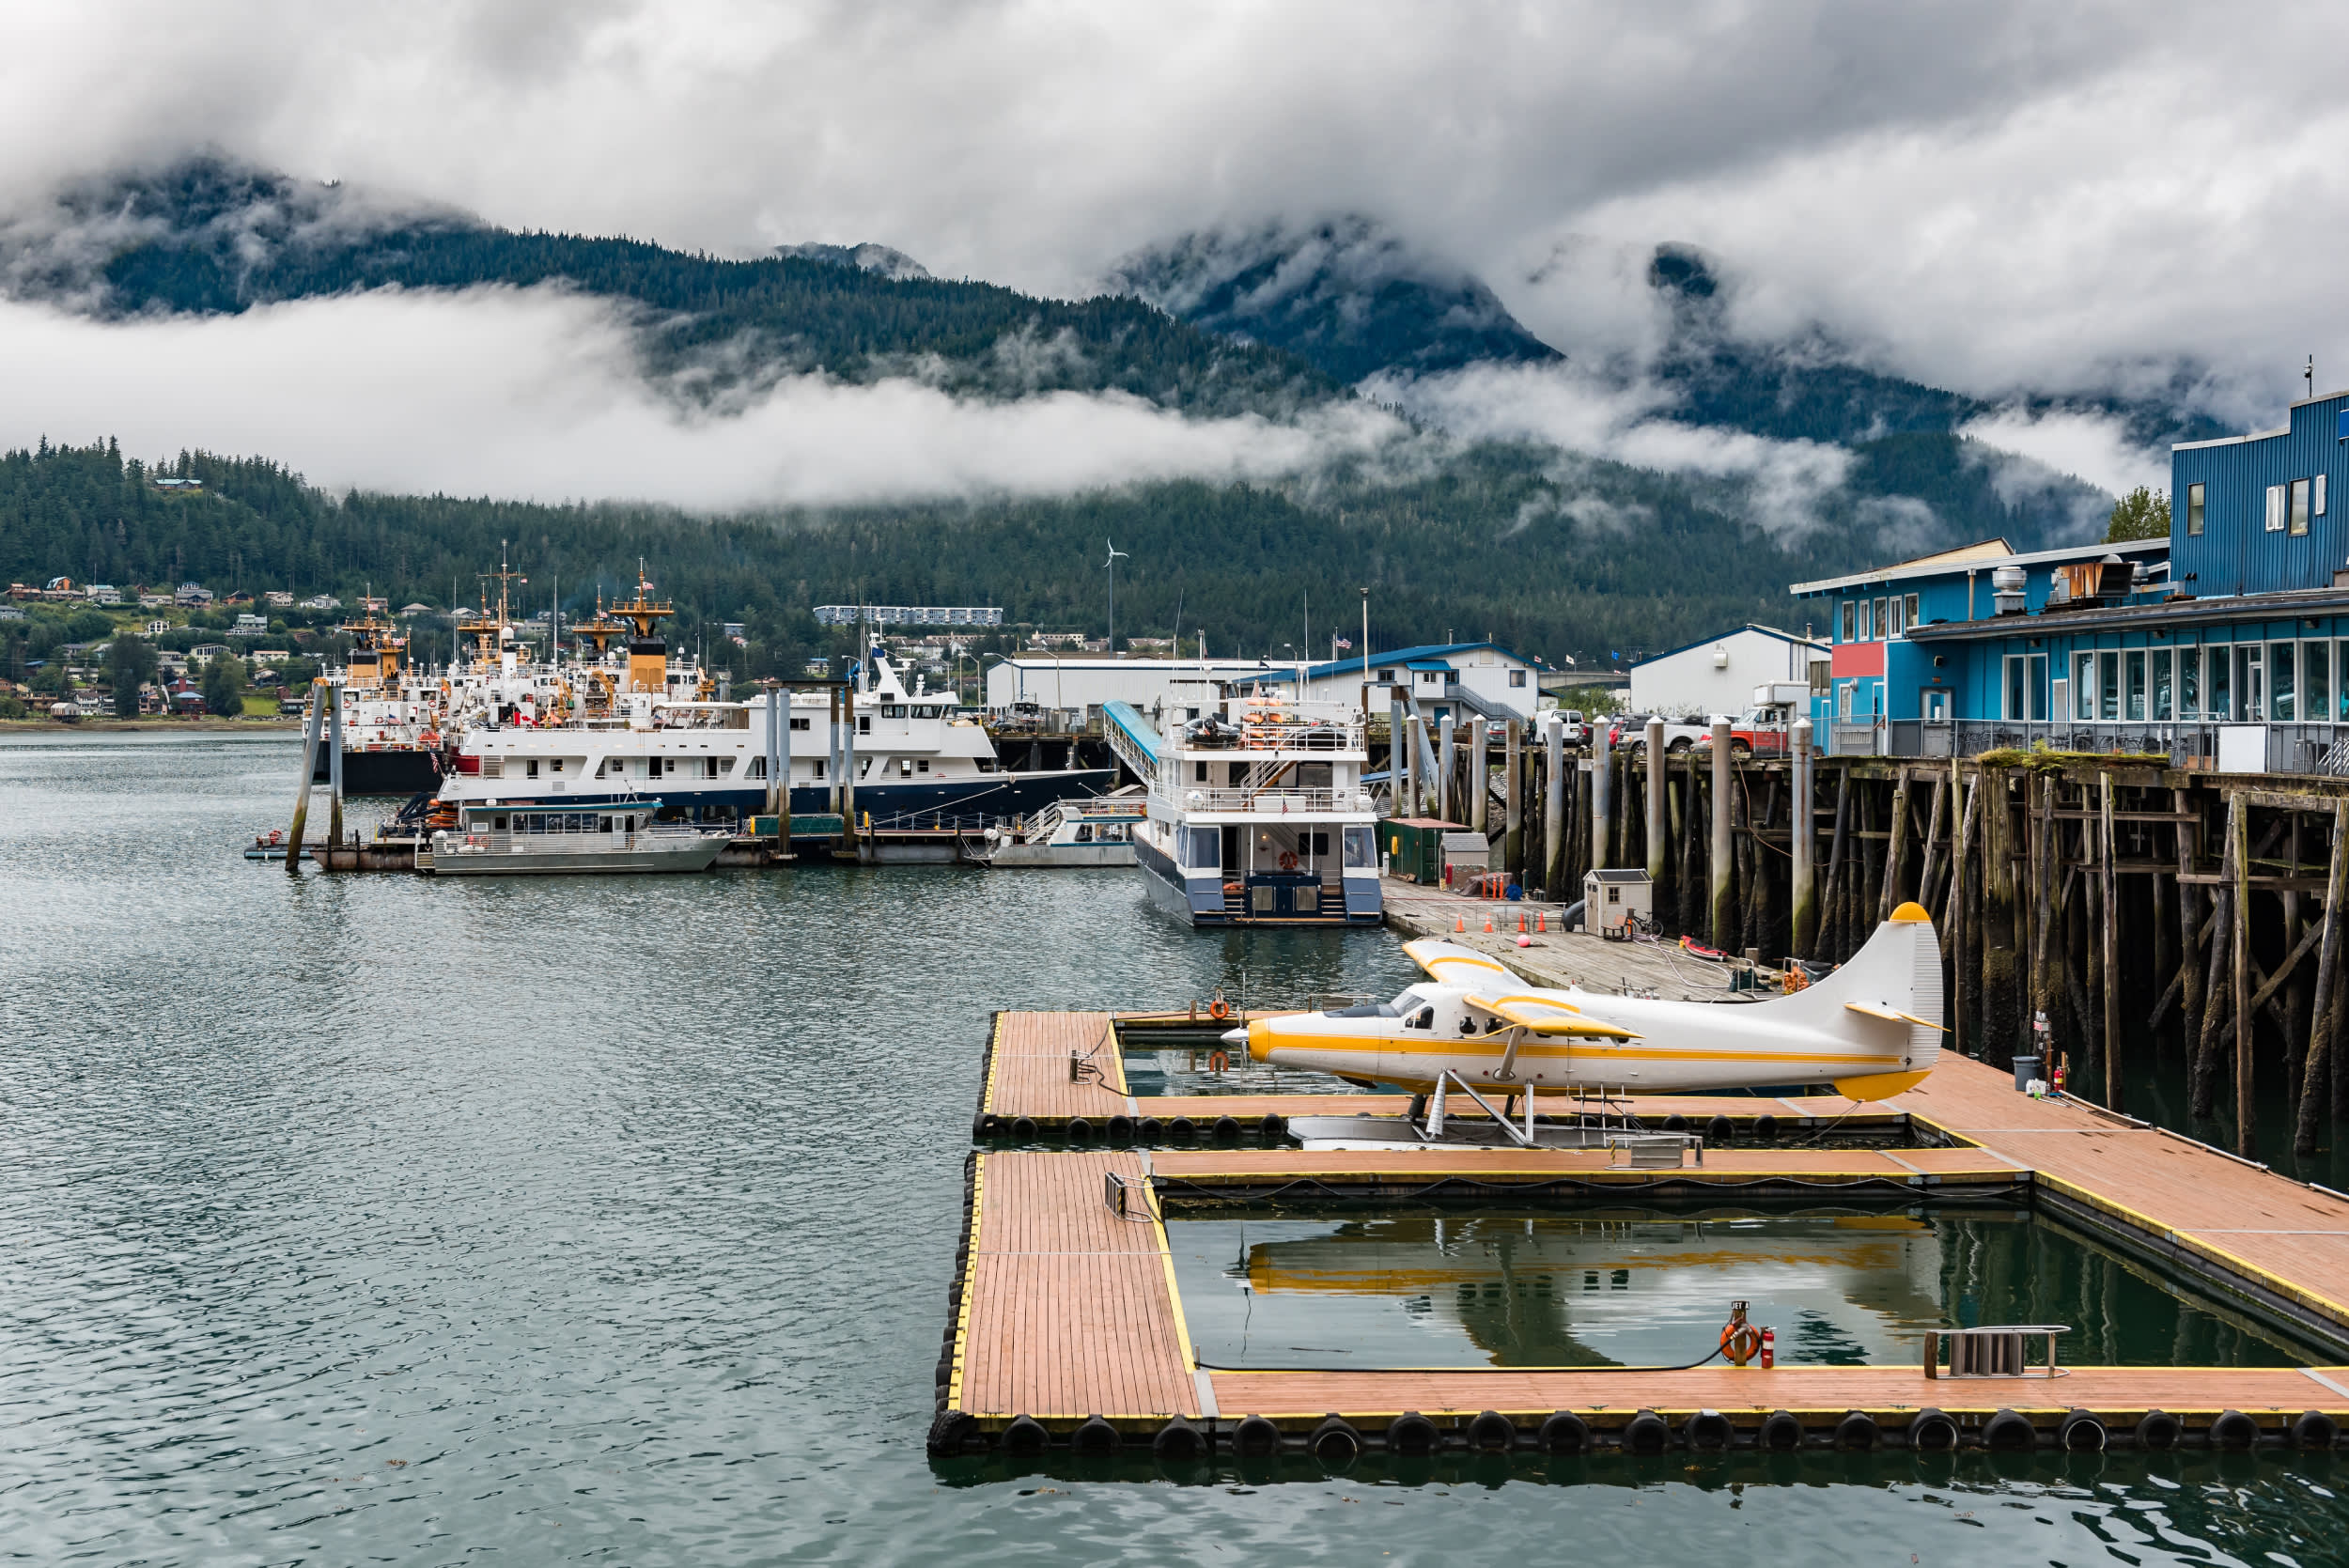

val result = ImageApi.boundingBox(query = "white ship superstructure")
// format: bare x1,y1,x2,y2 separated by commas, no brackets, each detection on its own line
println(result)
433,602,1109,827
1110,692,1381,925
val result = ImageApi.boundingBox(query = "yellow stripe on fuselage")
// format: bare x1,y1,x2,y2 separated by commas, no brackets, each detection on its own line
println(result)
1252,1032,1902,1067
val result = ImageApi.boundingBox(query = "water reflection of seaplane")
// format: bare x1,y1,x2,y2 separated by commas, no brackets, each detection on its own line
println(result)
1212,1211,1947,1368
1227,903,1944,1148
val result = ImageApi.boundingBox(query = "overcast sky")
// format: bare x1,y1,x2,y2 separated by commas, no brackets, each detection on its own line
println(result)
2,1,2341,505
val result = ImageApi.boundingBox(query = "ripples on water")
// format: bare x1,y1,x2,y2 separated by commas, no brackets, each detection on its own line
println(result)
3,733,2345,1565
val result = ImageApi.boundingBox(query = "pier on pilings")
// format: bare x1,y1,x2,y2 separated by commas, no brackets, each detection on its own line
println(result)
1454,738,2349,1159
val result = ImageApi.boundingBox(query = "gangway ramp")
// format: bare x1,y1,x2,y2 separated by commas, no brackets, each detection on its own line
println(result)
1101,701,1167,791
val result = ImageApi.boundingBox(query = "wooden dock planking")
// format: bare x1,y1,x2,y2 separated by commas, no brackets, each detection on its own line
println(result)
1150,1144,2026,1193
954,1152,1198,1422
1383,882,1747,1000
1201,1364,2349,1429
943,1019,2349,1446
1890,1057,2349,1327
981,1011,1131,1125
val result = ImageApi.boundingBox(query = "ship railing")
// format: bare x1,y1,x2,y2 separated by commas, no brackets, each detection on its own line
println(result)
1159,786,1369,815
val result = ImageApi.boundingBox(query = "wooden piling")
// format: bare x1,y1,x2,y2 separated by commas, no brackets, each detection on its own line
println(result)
2231,793,2254,1158
1790,722,1815,959
1981,767,2020,1069
1947,774,1977,1054
285,679,325,877
2100,771,2121,1111
326,680,344,850
2296,799,2349,1153
1646,722,1668,890
1710,719,1735,951
1820,768,1850,961
1503,720,1523,877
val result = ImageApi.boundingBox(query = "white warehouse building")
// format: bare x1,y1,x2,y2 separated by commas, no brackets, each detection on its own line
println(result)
984,657,1291,722
1233,642,1548,723
1629,625,1828,719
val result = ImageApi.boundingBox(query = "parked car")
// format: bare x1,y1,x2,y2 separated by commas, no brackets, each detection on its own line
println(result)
1613,715,1712,753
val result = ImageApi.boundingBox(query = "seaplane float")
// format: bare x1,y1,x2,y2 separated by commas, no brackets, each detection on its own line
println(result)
1225,902,1945,1150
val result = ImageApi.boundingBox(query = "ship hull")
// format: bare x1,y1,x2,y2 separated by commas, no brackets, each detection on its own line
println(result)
315,747,443,795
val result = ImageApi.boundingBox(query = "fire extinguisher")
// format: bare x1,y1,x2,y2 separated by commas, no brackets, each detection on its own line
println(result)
1760,1328,1775,1370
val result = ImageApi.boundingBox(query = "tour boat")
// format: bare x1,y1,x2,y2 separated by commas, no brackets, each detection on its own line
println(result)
1107,693,1381,926
967,791,1145,867
421,800,729,875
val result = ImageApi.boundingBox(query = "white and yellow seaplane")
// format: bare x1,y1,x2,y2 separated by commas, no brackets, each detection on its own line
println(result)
1224,902,1944,1149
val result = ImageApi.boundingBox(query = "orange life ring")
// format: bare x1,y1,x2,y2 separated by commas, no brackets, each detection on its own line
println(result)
1209,999,1231,1021
1279,851,1299,871
1721,1322,1763,1365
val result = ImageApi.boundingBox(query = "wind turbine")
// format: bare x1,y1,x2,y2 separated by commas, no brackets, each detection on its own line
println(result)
1104,540,1129,654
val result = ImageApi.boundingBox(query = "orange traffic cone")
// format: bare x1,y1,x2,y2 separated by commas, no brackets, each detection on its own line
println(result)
1483,916,1494,933
1455,915,1466,932
1536,911,1547,933
1517,912,1528,934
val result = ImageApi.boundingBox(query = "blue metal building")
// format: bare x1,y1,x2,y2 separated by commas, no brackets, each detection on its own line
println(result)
1783,388,2349,773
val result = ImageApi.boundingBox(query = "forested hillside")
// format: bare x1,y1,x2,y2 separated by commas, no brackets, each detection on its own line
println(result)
1,436,2066,676
10,159,1337,414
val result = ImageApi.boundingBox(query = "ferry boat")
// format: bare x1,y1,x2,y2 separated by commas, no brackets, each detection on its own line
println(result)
1106,693,1381,926
430,579,1108,828
422,800,728,875
312,598,445,795
967,790,1145,867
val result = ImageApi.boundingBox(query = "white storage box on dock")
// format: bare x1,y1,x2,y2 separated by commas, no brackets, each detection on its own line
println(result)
1584,867,1654,935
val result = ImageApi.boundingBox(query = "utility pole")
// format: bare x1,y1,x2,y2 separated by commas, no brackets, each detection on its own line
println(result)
1103,540,1128,655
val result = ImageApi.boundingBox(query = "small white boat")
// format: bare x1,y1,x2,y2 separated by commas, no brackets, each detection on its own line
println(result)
423,800,728,875
968,794,1143,868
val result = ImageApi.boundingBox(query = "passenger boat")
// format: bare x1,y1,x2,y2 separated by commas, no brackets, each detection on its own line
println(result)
1106,693,1381,926
421,800,728,875
432,612,1109,829
967,791,1144,867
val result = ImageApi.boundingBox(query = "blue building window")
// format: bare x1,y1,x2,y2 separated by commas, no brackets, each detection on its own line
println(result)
2187,483,2205,536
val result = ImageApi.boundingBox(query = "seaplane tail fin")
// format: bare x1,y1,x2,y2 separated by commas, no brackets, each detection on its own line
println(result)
1401,939,1521,986
1462,992,1640,1039
1799,902,1945,1092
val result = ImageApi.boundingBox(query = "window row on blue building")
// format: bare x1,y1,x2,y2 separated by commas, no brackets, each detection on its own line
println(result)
1785,388,2349,773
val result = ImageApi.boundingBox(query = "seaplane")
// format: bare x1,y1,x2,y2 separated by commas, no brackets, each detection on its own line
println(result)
1224,901,1945,1150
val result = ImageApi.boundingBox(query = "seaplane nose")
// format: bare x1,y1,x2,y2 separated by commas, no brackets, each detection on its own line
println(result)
1220,1026,1248,1048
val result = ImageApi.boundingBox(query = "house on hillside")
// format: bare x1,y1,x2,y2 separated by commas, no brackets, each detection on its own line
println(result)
1629,625,1828,719
175,582,212,606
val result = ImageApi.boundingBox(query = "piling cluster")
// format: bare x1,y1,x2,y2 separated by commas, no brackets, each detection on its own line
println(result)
1388,710,2349,1157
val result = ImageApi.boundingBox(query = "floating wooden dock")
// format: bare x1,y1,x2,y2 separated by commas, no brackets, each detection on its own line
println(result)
934,1028,2349,1459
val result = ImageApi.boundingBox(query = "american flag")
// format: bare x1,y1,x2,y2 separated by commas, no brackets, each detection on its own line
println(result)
1333,636,1352,650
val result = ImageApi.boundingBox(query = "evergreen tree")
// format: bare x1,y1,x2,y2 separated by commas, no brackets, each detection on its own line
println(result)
2106,485,2170,541
107,631,155,717
201,653,244,717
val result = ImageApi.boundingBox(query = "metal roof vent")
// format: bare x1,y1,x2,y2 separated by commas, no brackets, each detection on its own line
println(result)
1991,565,2028,615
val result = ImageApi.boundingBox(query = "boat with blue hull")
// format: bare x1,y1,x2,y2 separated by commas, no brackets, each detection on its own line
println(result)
1106,694,1381,927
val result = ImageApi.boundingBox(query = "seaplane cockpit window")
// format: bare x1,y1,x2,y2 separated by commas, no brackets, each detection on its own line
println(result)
1323,1001,1400,1018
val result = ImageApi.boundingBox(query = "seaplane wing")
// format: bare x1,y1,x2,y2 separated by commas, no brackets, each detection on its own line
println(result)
1401,938,1520,986
1461,992,1640,1040
1844,1000,1950,1032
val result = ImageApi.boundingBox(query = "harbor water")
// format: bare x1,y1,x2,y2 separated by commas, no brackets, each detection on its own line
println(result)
5,730,2348,1566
